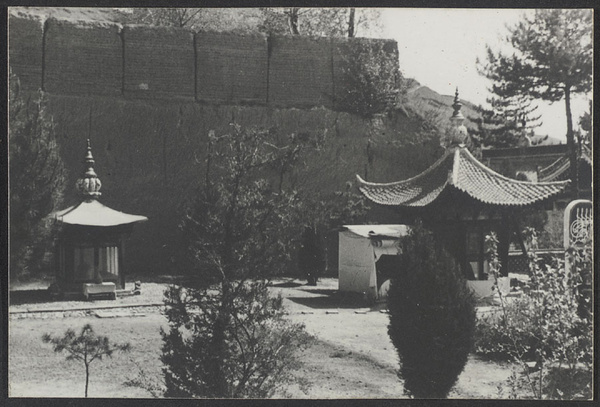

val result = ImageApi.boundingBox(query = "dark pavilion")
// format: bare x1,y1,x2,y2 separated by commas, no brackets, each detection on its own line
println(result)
53,140,147,299
356,89,570,279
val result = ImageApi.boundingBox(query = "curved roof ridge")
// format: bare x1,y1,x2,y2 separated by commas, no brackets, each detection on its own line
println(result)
581,144,592,165
538,157,570,182
539,154,568,176
451,147,460,185
356,145,570,208
458,146,570,187
356,148,453,186
538,145,592,182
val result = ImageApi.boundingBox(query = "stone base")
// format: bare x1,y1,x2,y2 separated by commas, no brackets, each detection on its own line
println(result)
83,282,116,300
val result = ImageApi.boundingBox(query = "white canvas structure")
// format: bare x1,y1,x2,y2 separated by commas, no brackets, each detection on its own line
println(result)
338,225,408,300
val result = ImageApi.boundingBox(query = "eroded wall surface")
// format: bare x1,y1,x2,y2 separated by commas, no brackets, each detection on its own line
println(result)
9,14,439,275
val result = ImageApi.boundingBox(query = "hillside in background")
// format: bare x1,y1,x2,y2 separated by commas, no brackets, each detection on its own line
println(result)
403,80,562,146
406,82,480,129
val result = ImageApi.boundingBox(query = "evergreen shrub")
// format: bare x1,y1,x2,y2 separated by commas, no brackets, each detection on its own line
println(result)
9,72,66,280
387,221,476,398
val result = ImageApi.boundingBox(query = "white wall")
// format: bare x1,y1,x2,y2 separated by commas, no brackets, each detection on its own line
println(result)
338,232,377,295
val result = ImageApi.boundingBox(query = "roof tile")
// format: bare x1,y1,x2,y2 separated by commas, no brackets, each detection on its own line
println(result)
358,146,569,207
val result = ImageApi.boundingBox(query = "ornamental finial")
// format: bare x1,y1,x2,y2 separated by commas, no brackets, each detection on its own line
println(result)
442,87,469,149
451,87,465,121
76,139,102,199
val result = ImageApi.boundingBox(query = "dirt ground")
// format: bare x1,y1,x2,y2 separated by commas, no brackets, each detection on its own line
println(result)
8,277,516,399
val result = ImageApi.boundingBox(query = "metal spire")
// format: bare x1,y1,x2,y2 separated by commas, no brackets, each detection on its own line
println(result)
451,87,465,122
76,139,102,199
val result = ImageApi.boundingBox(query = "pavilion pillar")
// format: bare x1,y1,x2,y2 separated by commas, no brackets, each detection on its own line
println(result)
497,213,511,277
119,237,126,289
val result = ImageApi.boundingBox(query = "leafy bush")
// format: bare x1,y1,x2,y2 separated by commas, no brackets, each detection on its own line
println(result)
474,231,593,399
474,297,544,363
9,72,66,280
336,39,404,118
387,221,476,398
161,281,311,398
160,125,314,398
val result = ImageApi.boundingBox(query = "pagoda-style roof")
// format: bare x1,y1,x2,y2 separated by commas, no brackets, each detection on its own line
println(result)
357,145,569,208
55,200,147,227
538,145,592,182
54,139,147,227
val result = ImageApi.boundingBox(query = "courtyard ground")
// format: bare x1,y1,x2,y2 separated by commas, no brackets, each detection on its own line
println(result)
9,277,516,399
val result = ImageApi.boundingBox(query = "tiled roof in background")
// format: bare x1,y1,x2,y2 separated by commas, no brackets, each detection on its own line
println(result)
537,145,592,182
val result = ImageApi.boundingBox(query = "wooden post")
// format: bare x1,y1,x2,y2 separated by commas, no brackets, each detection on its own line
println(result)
511,217,528,257
497,214,511,277
119,237,125,290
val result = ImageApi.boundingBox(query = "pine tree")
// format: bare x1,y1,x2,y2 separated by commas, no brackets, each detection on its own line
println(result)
478,9,592,193
9,72,66,280
476,93,543,149
42,324,131,398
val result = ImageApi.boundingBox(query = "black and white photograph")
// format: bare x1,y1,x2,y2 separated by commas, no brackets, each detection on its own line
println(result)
7,6,594,400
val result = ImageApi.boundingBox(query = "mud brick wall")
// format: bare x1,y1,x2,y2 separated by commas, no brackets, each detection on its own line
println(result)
268,36,334,108
8,13,399,111
8,13,418,276
123,26,195,100
8,14,44,90
44,19,122,96
196,32,268,104
40,95,427,276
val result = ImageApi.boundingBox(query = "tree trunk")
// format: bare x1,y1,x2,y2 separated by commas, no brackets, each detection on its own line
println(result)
564,86,579,196
210,281,230,397
347,8,356,37
287,8,300,35
85,362,89,397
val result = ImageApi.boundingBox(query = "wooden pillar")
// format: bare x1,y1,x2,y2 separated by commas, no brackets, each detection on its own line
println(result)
93,245,101,283
119,237,126,290
511,217,528,257
498,212,511,277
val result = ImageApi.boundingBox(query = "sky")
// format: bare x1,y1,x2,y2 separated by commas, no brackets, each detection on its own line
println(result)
380,8,591,143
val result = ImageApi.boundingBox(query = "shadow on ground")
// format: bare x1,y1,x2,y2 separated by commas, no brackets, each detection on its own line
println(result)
9,289,55,306
271,281,304,288
285,290,383,310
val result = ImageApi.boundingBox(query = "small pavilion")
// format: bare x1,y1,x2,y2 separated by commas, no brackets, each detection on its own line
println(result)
53,140,147,298
356,90,570,279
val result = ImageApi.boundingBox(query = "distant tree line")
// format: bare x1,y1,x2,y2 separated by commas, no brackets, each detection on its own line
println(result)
122,7,383,38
